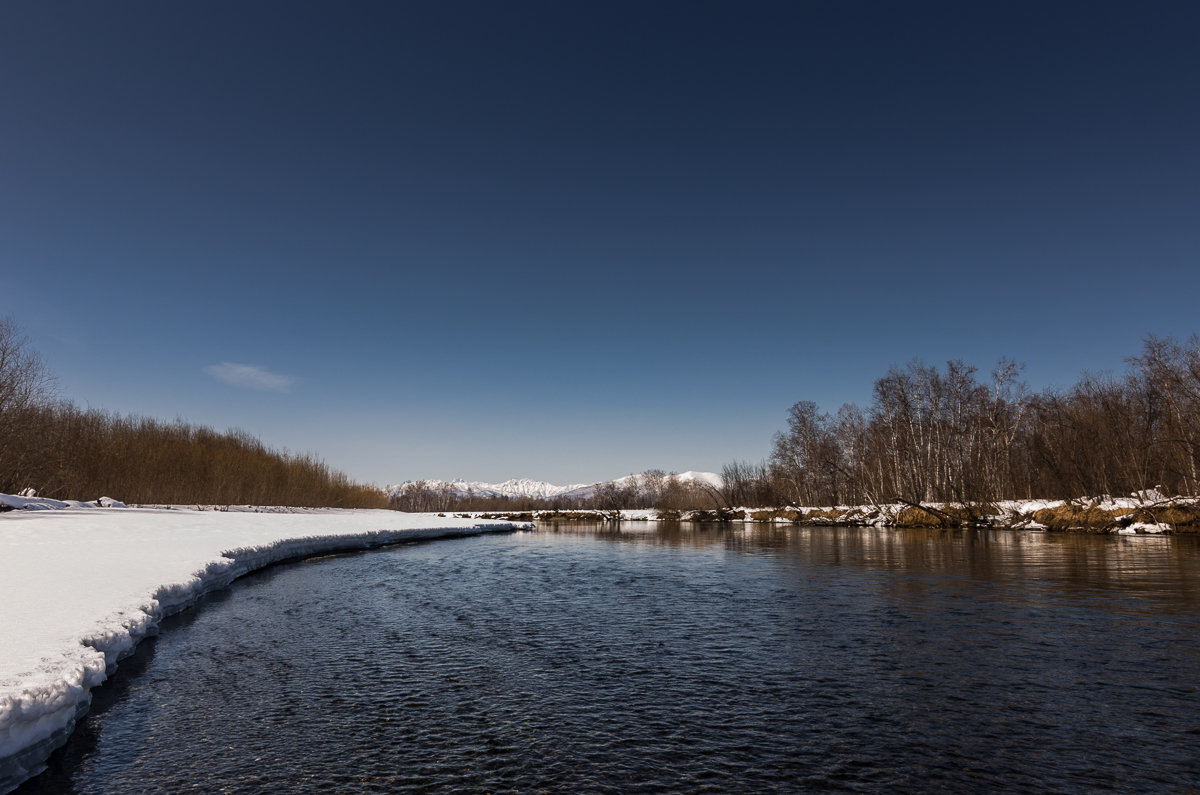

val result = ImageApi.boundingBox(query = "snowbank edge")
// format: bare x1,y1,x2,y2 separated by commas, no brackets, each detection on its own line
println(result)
0,519,530,794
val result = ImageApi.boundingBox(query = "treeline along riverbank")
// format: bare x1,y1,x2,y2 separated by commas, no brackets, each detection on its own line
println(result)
754,334,1200,510
0,319,385,508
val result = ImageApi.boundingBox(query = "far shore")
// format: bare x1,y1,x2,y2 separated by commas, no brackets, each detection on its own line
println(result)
463,495,1200,535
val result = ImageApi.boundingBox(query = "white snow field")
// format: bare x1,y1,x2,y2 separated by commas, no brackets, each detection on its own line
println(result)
0,502,529,792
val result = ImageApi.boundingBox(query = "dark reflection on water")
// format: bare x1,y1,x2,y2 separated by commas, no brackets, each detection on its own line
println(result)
22,524,1200,793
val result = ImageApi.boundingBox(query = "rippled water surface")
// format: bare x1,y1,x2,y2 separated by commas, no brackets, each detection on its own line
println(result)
23,524,1200,792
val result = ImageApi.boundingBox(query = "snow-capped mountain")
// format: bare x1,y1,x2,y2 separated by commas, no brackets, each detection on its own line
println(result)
385,471,724,501
385,477,589,501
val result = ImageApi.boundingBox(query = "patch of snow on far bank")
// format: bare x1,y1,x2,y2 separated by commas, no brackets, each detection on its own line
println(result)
1120,522,1171,535
0,493,127,511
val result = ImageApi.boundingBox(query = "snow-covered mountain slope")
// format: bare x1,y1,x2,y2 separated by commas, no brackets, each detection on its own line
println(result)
385,477,589,500
385,471,724,501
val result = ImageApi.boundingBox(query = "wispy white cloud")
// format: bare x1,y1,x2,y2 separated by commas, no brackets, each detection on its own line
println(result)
204,362,295,392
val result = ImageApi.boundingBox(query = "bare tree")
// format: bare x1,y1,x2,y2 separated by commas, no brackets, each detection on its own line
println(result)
0,318,55,492
1130,335,1200,494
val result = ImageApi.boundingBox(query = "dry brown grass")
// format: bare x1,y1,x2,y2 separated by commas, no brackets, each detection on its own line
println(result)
1152,505,1200,529
886,504,998,527
1119,503,1200,532
895,506,951,527
1031,504,1125,532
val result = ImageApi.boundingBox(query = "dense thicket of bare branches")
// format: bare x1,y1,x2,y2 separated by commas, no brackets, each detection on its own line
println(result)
0,320,385,508
753,336,1200,508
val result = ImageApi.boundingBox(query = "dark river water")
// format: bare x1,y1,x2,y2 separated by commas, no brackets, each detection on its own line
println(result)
21,523,1200,793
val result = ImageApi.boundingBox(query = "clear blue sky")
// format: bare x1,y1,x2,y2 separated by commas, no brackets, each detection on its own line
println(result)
2,1,1198,486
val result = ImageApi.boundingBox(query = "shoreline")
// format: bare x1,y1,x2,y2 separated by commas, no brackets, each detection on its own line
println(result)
468,495,1200,534
0,507,530,794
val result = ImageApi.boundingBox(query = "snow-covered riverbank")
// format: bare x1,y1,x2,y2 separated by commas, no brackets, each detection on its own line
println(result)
0,500,529,793
469,492,1197,534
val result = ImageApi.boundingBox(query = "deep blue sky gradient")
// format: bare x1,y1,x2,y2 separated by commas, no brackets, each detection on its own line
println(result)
3,1,1198,484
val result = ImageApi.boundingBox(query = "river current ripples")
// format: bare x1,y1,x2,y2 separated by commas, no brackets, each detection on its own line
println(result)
21,524,1200,793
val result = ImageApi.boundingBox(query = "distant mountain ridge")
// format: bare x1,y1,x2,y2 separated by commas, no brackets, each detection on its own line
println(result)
385,471,724,501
